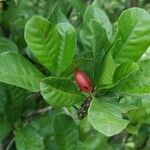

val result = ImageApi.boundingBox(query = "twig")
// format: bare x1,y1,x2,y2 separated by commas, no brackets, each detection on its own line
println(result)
25,106,52,119
6,138,15,150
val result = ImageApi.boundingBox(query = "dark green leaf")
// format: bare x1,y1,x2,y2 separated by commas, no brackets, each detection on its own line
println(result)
0,115,11,142
48,5,68,25
15,126,44,150
53,114,79,150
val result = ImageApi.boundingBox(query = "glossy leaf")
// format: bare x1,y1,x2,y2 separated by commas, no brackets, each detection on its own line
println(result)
53,114,79,150
15,126,44,150
97,51,116,87
90,20,111,86
0,52,44,92
25,16,75,75
88,97,129,136
84,5,112,40
112,8,150,63
113,59,150,94
80,5,112,52
40,77,84,107
0,36,18,54
113,61,139,84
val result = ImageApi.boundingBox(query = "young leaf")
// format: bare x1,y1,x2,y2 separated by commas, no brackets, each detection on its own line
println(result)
84,5,112,40
113,59,150,94
40,77,84,107
48,4,68,25
0,52,44,92
61,58,89,77
80,5,112,52
112,8,150,63
90,20,111,86
88,97,129,136
97,50,116,87
53,114,79,150
113,61,139,84
25,16,75,75
0,37,18,54
15,126,44,150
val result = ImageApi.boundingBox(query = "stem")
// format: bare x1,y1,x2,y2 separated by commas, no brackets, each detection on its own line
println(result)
25,106,52,118
6,138,15,150
73,105,79,110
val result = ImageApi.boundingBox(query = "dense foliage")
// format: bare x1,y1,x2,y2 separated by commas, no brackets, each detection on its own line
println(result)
0,0,150,150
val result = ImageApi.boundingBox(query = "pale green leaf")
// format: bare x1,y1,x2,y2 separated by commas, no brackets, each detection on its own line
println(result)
88,97,129,136
90,20,111,86
84,5,112,40
113,61,139,84
15,126,44,150
113,59,150,94
53,114,79,150
97,50,117,87
40,77,84,107
80,5,112,52
0,36,18,53
112,8,150,63
0,52,44,92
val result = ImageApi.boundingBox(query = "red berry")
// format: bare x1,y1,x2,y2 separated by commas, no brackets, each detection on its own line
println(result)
74,69,93,93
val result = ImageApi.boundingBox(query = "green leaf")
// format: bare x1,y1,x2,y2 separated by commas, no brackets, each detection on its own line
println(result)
90,20,111,86
80,5,112,52
61,58,89,77
0,52,44,92
54,23,76,75
48,4,68,25
25,16,75,75
53,114,79,150
97,50,116,87
66,0,86,12
15,126,44,150
0,37,18,54
0,83,8,114
113,59,150,94
5,86,30,124
112,8,150,63
40,77,84,107
88,97,129,136
113,61,139,84
84,5,112,40
0,115,11,142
